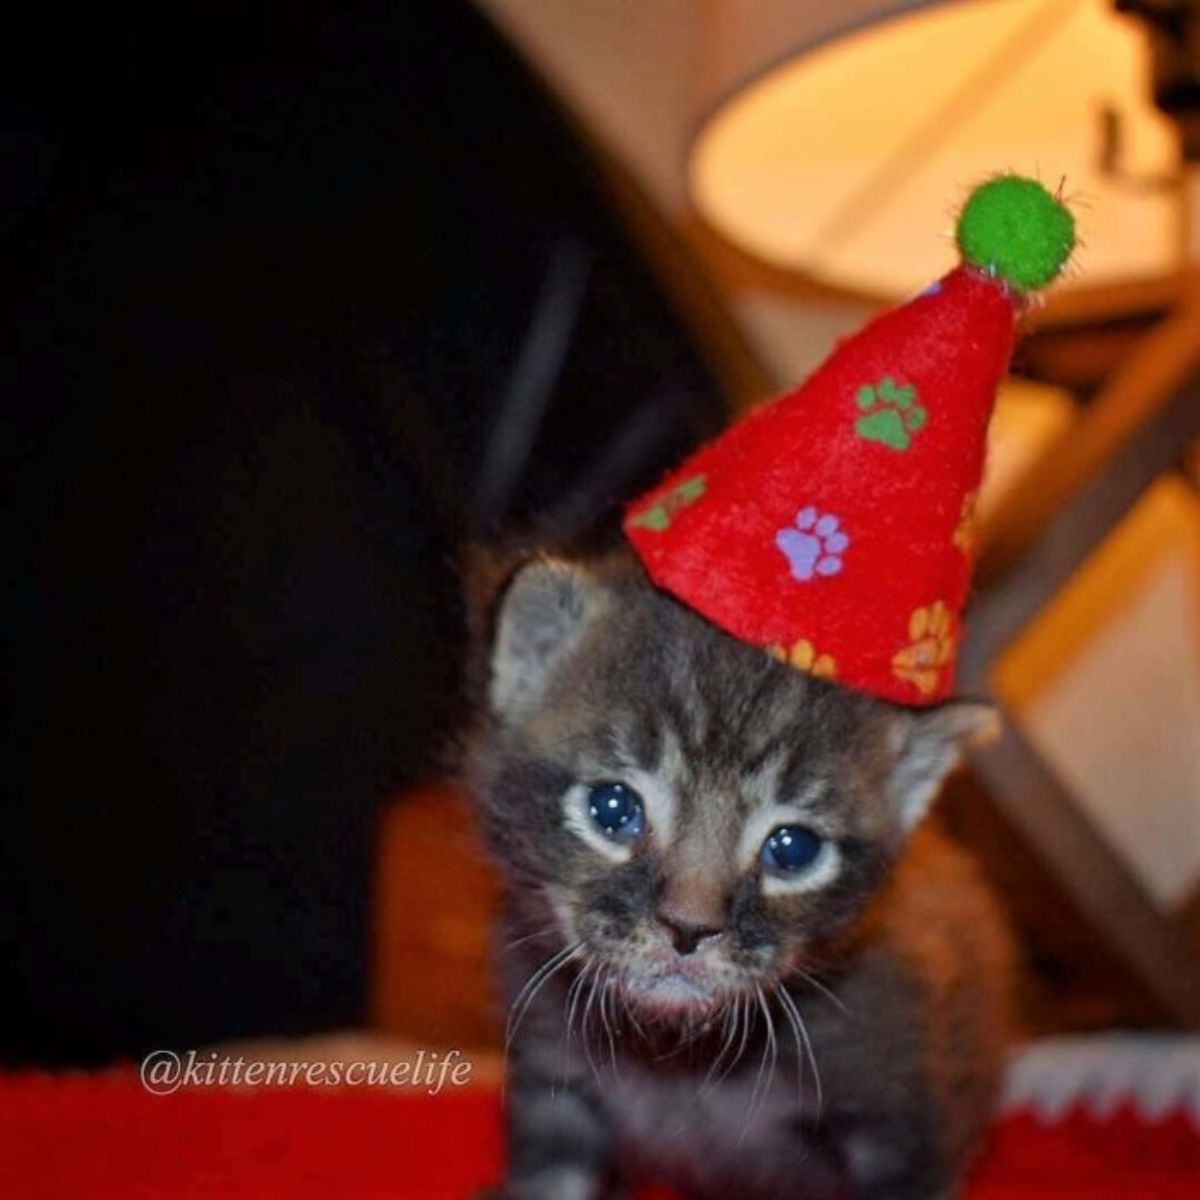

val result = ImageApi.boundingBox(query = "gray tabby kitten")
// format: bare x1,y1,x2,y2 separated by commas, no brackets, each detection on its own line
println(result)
470,550,1015,1200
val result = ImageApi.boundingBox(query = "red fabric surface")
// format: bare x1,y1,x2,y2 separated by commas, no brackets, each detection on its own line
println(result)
2,1071,1196,1198
624,266,1017,705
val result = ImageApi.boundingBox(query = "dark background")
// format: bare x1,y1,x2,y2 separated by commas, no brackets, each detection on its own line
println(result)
2,0,723,1065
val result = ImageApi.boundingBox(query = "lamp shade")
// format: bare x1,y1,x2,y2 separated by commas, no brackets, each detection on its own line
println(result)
689,0,1182,299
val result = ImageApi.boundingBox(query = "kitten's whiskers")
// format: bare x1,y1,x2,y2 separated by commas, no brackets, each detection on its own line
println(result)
729,993,753,1085
617,973,648,1043
502,925,560,955
563,957,592,1047
599,965,620,1075
741,984,778,1144
556,956,596,1090
505,939,585,1057
776,983,823,1124
792,964,850,1016
701,995,743,1092
579,963,606,1087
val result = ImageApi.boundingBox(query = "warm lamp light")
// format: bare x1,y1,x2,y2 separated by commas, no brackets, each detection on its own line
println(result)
689,0,1184,299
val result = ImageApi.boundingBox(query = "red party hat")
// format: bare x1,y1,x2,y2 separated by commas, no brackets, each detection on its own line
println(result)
624,175,1075,705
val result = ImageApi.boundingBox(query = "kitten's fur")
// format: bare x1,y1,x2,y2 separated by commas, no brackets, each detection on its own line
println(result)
469,551,1014,1200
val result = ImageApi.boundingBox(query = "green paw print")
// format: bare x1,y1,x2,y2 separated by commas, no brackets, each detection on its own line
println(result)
855,377,927,452
628,474,706,532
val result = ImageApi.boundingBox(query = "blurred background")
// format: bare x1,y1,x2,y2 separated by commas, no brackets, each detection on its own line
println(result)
3,0,1198,1068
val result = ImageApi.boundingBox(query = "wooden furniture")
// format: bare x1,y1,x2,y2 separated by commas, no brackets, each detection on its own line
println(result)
958,286,1200,1028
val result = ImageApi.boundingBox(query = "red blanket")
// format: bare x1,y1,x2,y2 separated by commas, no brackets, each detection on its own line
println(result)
2,1069,1197,1198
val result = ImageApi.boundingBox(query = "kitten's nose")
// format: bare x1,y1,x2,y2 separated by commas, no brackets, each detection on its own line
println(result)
655,912,724,956
656,873,727,955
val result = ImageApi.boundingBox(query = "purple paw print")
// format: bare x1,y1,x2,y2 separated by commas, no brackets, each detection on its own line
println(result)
776,507,850,582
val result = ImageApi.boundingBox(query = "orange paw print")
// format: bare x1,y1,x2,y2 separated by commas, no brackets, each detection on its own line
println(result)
891,602,955,696
952,489,980,557
768,638,838,680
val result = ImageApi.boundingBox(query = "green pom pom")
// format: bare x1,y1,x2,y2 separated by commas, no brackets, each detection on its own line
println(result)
956,175,1075,292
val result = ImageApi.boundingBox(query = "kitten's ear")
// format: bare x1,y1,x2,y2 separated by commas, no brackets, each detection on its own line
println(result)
489,557,607,719
887,700,1000,832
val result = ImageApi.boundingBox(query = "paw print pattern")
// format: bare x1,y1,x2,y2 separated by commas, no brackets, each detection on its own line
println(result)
891,601,955,696
776,507,849,582
952,488,981,557
768,638,838,680
627,474,707,532
855,376,927,452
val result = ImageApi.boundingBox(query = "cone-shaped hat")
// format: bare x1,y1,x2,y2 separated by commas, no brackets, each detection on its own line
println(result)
625,175,1075,704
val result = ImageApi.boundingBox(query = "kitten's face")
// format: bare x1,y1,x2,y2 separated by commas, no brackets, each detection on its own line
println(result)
475,555,989,1020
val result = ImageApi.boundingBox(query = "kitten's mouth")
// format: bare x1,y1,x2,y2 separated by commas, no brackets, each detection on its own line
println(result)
615,957,723,1015
632,972,713,1010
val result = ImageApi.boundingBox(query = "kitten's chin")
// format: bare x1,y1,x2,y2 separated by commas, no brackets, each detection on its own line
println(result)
619,964,723,1018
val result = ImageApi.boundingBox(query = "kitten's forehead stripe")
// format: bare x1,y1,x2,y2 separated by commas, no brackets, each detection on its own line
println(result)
657,691,708,766
741,733,791,780
656,634,788,776
622,715,663,774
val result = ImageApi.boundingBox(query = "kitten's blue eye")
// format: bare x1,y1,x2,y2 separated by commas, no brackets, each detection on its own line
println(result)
760,825,823,875
587,782,645,843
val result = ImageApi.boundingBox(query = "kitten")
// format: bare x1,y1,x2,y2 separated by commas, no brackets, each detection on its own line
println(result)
469,550,1015,1200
